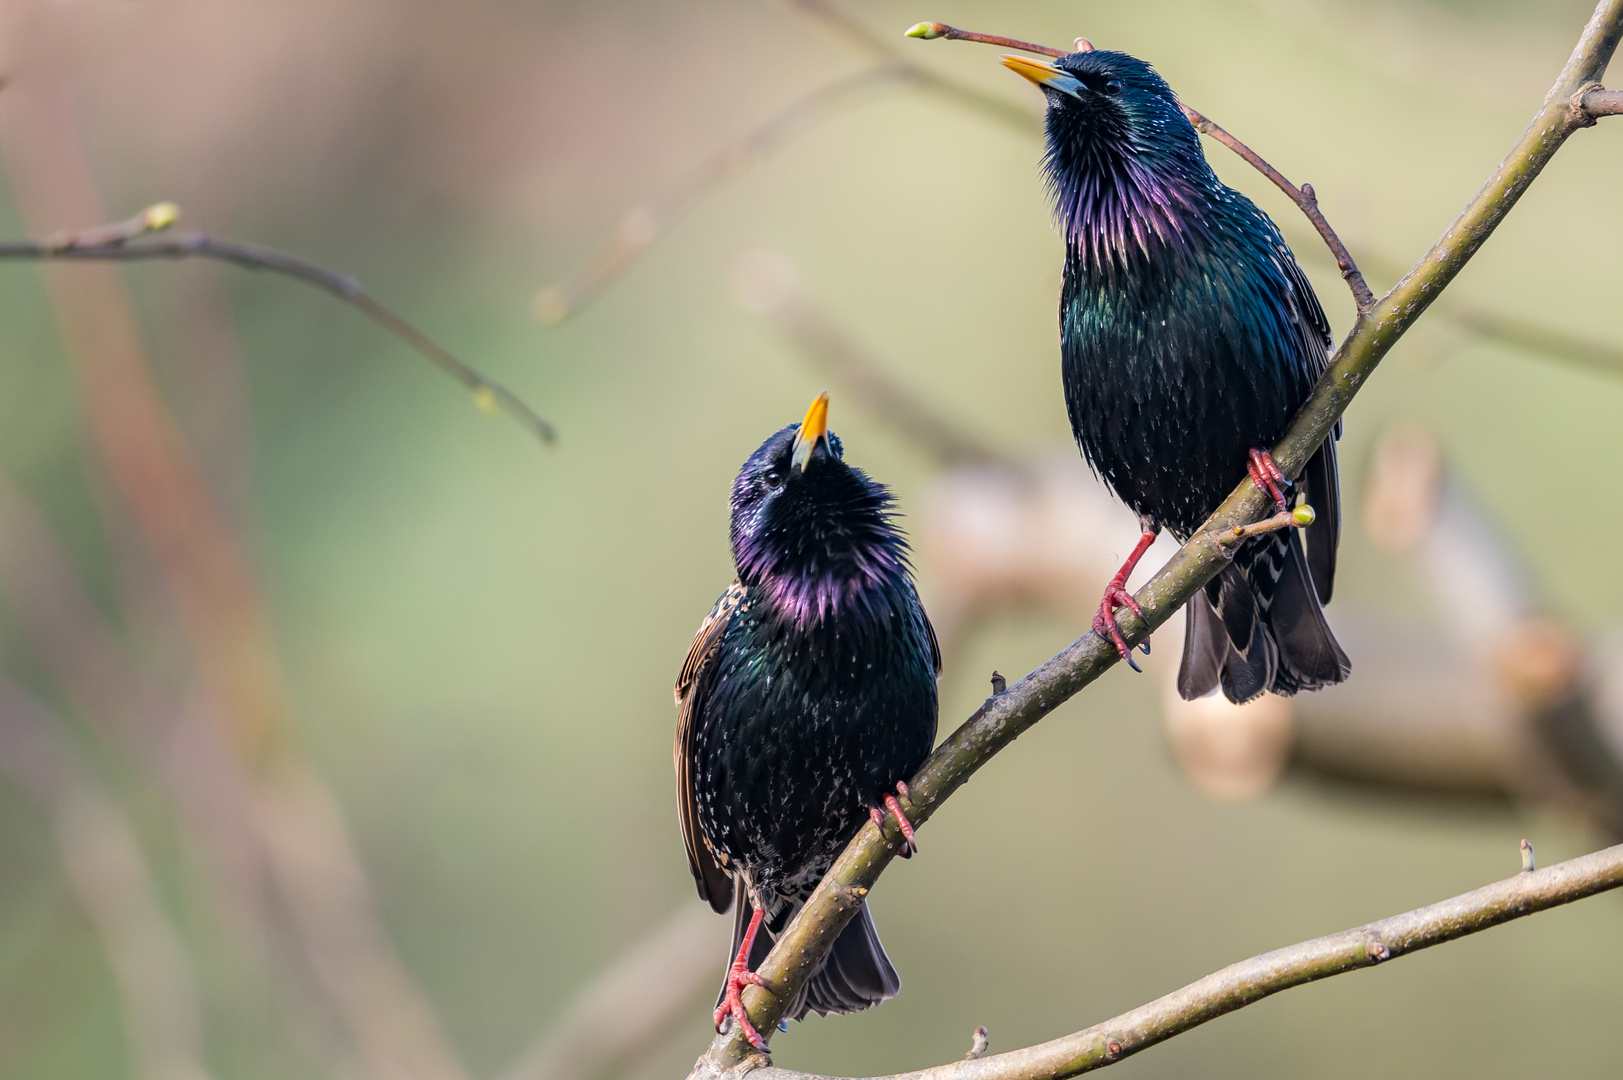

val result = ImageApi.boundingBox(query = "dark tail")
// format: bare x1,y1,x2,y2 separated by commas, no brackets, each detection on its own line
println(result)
720,892,900,1022
1177,529,1349,704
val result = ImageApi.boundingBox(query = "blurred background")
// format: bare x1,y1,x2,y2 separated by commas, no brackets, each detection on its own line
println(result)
0,1,1621,1079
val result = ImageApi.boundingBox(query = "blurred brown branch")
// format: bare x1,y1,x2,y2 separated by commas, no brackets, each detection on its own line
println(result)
536,0,1042,325
717,842,1623,1080
0,678,214,1080
499,902,730,1080
688,2,1623,1072
0,213,556,444
0,81,473,1080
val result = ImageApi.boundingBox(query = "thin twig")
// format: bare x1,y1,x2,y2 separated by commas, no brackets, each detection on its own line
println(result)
730,250,1017,469
535,65,916,325
903,22,1066,58
1179,107,1376,312
690,2,1623,1072
0,224,555,443
536,0,1047,325
905,22,1378,313
716,843,1623,1080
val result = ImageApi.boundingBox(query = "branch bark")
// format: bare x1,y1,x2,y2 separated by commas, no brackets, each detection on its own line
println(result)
714,842,1623,1080
691,1,1623,1072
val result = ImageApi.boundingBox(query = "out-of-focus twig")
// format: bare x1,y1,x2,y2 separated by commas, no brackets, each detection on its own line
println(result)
0,222,555,444
536,1,1046,325
729,249,1016,470
905,21,1376,311
1449,308,1623,379
498,902,731,1080
1,82,472,1080
716,843,1623,1080
0,678,213,1080
536,66,908,325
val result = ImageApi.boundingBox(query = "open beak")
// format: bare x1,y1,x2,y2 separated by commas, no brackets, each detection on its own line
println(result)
789,391,830,474
1000,54,1085,99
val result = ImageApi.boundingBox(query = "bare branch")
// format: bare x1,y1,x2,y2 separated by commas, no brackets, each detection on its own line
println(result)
691,1,1623,1070
903,22,1066,58
1582,86,1623,114
0,218,556,443
715,842,1623,1080
904,22,1377,312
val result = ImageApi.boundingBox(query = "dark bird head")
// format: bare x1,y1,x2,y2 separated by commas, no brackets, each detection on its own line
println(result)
1002,49,1217,268
730,392,910,627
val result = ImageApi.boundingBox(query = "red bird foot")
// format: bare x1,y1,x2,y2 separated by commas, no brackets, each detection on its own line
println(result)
870,781,918,855
714,906,771,1052
1247,448,1290,511
1094,528,1159,671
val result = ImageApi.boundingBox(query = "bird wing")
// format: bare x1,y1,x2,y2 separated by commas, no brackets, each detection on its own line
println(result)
924,606,943,679
674,579,745,913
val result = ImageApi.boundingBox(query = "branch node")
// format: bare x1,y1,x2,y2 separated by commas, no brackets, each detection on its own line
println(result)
1521,838,1536,873
990,670,1007,695
1570,81,1604,127
965,1026,989,1060
1104,1037,1124,1061
1363,933,1391,963
1074,38,1095,53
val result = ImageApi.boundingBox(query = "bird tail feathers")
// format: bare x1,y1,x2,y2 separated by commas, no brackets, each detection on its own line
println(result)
1177,533,1348,704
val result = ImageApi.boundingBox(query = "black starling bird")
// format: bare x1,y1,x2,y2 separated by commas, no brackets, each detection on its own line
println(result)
1003,47,1351,703
675,393,939,1049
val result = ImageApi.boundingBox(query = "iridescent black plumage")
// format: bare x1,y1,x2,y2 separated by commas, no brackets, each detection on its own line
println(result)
1011,48,1350,702
675,399,939,1037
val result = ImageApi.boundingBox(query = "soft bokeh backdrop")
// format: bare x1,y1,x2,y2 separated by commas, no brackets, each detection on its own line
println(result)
0,2,1620,1079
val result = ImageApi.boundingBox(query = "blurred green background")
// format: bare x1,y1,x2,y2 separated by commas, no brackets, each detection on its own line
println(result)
0,1,1621,1079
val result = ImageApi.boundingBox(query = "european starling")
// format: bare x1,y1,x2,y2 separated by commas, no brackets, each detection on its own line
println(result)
675,393,940,1049
1003,48,1351,703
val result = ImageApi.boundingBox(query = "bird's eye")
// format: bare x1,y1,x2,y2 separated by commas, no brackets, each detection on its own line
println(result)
763,469,784,490
1102,78,1123,96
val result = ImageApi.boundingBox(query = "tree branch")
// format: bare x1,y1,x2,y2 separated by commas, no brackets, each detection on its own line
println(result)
905,23,1377,312
692,1,1623,1071
1582,86,1623,114
718,842,1623,1080
0,213,556,444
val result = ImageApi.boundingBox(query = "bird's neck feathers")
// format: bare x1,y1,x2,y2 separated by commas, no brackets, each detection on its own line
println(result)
1044,105,1217,275
733,483,912,633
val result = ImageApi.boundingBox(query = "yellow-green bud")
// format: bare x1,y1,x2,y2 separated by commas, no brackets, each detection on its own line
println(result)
904,22,946,39
1291,504,1317,527
141,202,181,232
473,386,498,415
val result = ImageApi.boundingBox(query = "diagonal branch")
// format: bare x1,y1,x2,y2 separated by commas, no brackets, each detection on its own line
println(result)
727,841,1623,1080
905,22,1378,312
0,215,556,443
692,1,1623,1073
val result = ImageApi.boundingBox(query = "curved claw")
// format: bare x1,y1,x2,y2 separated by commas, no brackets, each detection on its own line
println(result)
871,784,919,855
1247,448,1290,512
1093,584,1145,672
715,969,770,1051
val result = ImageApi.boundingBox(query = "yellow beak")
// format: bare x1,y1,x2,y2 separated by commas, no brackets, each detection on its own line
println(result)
790,391,830,473
1000,54,1085,98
